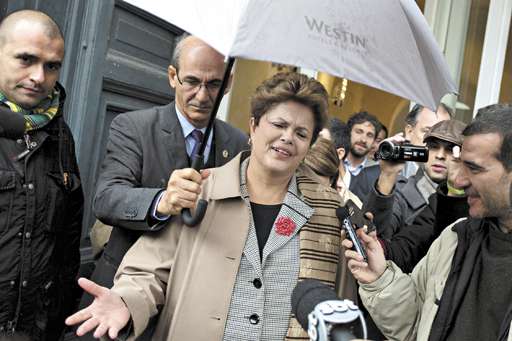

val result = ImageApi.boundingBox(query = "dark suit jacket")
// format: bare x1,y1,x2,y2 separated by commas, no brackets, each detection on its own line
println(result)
90,102,248,289
364,167,434,239
348,164,380,204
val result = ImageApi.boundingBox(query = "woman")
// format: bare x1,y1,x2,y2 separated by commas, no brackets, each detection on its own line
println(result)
304,133,363,208
303,137,339,187
67,72,349,341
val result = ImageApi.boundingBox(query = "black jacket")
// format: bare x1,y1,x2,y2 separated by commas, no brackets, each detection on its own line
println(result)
365,167,438,239
0,88,83,340
349,164,380,204
382,182,469,273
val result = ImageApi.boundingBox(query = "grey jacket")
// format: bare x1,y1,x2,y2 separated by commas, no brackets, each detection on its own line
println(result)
364,167,436,239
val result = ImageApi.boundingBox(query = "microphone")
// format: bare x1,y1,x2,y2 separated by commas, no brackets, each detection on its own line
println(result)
0,106,25,139
291,279,367,341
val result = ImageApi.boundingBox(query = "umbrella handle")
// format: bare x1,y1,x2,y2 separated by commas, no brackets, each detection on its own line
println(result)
181,199,208,226
180,57,235,227
181,155,208,226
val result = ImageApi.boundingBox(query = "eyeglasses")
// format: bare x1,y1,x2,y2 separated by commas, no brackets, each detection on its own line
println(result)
175,72,223,95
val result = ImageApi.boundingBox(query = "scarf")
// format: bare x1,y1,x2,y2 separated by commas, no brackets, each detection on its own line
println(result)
0,87,61,132
285,165,345,340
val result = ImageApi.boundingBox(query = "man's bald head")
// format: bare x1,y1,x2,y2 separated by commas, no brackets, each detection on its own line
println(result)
171,34,223,70
0,10,65,109
0,10,64,48
167,34,228,127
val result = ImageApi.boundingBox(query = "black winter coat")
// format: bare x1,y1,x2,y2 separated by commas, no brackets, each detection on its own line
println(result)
383,182,469,273
0,93,83,340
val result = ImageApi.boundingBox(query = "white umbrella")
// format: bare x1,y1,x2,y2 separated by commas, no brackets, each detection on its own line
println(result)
125,0,457,110
124,0,457,226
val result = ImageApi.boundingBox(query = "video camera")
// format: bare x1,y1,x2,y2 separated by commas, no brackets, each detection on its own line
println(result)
374,140,428,162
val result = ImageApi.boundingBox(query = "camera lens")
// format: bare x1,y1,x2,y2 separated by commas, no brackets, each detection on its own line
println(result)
378,141,395,159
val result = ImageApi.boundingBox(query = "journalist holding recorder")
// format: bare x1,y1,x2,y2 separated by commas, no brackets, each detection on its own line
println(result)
66,72,357,341
343,104,512,341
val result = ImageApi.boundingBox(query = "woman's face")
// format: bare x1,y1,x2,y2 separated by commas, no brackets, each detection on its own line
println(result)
250,101,315,178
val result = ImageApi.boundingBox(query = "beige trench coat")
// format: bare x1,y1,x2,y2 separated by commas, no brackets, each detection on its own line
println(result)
359,218,512,341
111,154,355,341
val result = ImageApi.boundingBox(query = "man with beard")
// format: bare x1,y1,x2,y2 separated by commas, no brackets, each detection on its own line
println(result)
344,103,512,341
365,119,466,239
328,118,363,207
343,111,381,203
81,34,248,339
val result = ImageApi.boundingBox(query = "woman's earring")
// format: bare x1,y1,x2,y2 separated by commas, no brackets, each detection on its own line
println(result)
248,138,251,146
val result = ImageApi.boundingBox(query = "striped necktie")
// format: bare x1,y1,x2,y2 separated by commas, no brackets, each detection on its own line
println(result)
190,129,204,159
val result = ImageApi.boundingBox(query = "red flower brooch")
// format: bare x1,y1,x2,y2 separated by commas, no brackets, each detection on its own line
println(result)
275,216,296,236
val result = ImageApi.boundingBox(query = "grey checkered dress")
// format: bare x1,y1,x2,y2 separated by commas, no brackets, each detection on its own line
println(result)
222,158,314,341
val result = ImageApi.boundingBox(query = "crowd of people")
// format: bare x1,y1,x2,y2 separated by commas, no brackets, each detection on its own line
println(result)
0,9,511,341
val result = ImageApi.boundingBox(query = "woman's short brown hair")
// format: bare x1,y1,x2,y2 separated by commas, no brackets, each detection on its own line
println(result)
250,72,328,144
303,137,340,180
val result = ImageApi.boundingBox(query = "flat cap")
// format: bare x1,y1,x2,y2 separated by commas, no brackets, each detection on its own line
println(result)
423,119,466,146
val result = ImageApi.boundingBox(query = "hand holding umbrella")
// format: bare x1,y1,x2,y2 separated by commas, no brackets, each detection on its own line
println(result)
156,168,210,216
181,57,235,225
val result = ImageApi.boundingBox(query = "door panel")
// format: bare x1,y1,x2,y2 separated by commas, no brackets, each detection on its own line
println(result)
3,0,183,262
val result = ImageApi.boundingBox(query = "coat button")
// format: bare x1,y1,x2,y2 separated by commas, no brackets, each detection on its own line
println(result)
22,280,27,287
253,278,262,289
25,232,31,239
10,280,15,286
249,314,260,325
27,183,34,190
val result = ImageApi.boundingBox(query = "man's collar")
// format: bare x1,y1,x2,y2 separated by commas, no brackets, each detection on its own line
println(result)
416,166,438,202
344,157,367,170
175,105,207,137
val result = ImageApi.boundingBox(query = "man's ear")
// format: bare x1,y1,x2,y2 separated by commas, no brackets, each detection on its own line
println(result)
509,182,512,209
224,73,233,95
336,147,346,161
168,65,178,89
404,124,413,140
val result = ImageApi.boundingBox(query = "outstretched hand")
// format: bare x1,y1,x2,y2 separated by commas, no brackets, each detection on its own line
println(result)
65,278,131,339
342,229,387,284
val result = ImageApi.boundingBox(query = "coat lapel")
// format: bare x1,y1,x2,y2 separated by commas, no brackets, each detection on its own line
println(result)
161,103,189,169
213,120,233,166
242,218,263,275
238,164,263,274
262,177,314,265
